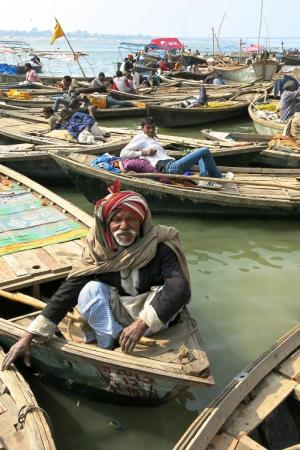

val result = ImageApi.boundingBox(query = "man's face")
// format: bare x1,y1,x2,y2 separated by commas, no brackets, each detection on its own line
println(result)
109,210,141,247
143,123,156,138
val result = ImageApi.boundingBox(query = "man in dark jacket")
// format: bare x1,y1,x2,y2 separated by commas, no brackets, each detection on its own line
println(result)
1,184,190,368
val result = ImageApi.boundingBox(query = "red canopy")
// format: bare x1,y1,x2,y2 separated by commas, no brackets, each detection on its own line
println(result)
245,44,264,53
149,37,183,50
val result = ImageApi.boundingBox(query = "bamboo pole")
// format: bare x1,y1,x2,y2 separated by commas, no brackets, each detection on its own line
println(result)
55,17,86,78
0,290,163,347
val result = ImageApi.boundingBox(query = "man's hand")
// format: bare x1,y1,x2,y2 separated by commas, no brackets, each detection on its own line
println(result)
1,332,34,370
142,148,157,156
119,319,148,353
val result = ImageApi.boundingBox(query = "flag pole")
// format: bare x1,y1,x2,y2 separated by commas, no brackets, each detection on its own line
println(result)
55,17,86,77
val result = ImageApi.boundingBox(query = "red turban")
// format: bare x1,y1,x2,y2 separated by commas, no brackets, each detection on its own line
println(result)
94,182,149,249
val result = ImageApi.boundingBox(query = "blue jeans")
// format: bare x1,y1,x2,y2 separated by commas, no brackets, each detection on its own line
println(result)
53,97,71,112
163,147,222,178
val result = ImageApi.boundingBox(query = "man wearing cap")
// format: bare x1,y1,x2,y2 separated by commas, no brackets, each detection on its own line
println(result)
1,184,190,369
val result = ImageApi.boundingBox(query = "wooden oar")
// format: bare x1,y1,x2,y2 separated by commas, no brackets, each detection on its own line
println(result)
0,290,166,347
123,172,300,192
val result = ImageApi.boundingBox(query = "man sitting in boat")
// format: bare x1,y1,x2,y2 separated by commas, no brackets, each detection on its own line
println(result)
1,184,191,368
113,71,136,94
20,63,41,85
53,75,80,112
120,117,234,188
88,71,136,109
89,72,109,91
280,81,300,122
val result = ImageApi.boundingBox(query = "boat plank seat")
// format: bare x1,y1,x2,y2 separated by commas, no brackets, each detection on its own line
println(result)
277,349,300,381
223,372,297,437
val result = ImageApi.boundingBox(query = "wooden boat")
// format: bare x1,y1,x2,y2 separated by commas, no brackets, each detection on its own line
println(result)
283,54,300,66
168,69,213,81
0,165,213,405
0,111,266,180
174,324,300,450
0,347,56,449
148,100,251,128
214,60,278,83
0,110,134,181
0,164,91,291
0,74,93,84
50,151,300,218
0,94,147,118
248,102,285,136
202,128,300,169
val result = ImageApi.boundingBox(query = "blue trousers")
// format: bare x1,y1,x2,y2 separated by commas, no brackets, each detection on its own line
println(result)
164,147,222,178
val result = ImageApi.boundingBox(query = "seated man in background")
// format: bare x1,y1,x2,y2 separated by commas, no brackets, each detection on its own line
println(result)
53,75,79,112
1,184,190,368
113,71,136,94
120,117,234,188
21,63,41,85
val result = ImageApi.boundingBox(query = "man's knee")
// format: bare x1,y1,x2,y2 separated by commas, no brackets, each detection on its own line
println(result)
78,281,110,304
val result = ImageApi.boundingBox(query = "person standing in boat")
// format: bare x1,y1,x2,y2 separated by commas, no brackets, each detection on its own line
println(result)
279,81,300,122
120,117,234,188
1,184,191,369
20,63,41,85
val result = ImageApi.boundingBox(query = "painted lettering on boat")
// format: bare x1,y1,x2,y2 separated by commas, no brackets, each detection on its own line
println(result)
97,365,157,398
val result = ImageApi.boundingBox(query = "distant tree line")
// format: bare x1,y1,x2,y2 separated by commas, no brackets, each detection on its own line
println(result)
0,28,152,39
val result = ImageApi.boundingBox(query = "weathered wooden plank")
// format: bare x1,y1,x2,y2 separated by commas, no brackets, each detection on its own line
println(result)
224,372,297,437
35,247,67,273
13,249,52,276
2,254,31,278
277,349,300,381
207,433,238,450
0,258,17,283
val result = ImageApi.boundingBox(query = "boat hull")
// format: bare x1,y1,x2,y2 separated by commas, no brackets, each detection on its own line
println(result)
215,61,277,83
148,104,248,128
248,104,285,136
0,334,188,406
52,154,300,218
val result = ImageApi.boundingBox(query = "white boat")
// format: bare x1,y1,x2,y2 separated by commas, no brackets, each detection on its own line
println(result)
215,60,278,83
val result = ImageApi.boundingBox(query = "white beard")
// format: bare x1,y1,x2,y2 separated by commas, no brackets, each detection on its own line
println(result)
112,230,138,247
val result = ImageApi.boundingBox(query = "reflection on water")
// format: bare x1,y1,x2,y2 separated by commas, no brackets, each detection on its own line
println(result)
31,185,300,450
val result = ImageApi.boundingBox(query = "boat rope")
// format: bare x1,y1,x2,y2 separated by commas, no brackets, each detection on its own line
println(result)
15,404,54,435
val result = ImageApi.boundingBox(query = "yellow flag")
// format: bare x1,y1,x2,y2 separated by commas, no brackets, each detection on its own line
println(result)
50,20,64,45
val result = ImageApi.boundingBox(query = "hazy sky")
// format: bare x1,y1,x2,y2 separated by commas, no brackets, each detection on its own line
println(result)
0,0,299,37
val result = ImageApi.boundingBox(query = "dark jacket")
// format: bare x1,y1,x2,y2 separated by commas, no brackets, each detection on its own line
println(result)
42,243,190,325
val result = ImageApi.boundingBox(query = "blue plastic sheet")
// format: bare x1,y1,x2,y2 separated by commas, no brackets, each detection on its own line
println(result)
0,63,17,75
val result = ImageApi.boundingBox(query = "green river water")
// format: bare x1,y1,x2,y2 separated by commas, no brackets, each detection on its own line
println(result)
7,116,300,449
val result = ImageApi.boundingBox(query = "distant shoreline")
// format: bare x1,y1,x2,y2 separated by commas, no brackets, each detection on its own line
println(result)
0,31,299,40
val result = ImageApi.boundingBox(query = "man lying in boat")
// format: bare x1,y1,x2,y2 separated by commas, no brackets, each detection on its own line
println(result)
46,108,107,143
1,184,191,369
120,117,234,188
180,86,208,109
